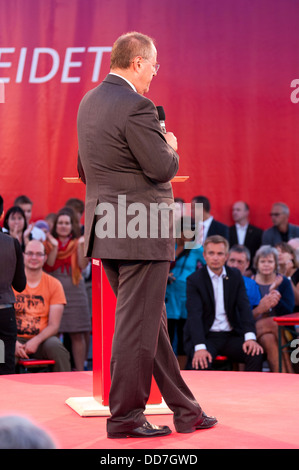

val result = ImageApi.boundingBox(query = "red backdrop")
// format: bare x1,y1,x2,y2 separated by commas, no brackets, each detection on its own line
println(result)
1,0,299,229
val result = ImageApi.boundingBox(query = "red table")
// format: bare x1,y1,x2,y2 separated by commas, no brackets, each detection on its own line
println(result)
273,313,299,372
64,175,188,416
66,260,172,416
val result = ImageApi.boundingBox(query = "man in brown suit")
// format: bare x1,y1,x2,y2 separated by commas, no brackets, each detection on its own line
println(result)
77,32,217,438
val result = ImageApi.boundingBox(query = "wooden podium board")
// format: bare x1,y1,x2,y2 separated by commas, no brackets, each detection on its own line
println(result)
65,176,188,416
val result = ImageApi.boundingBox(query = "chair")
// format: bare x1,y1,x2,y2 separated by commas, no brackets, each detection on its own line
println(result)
17,359,56,373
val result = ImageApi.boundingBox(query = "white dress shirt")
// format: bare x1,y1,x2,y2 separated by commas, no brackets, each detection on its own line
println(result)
109,72,137,92
235,223,248,245
195,265,256,351
202,216,213,241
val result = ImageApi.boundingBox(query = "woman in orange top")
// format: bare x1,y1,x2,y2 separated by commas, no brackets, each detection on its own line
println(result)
44,207,91,371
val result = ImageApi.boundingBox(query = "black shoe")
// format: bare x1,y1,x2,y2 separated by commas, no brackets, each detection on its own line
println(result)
107,421,172,439
178,412,218,433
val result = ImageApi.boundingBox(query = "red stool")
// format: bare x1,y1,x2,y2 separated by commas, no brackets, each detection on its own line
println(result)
17,359,56,373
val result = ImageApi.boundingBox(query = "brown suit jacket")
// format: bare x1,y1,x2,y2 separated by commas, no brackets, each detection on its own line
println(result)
77,74,179,261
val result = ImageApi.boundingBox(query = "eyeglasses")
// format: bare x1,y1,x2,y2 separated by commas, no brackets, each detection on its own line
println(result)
24,252,45,257
142,58,160,73
269,213,283,217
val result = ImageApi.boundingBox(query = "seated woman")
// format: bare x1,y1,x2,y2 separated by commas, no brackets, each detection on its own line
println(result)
165,216,205,369
3,206,27,251
275,242,299,312
252,245,295,373
44,207,91,371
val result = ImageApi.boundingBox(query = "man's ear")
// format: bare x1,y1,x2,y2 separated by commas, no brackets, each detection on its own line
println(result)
132,56,143,73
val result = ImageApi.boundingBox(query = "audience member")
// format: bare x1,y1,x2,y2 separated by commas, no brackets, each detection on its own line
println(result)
252,245,295,372
288,238,299,264
0,195,3,224
191,195,229,242
43,207,91,371
65,198,85,235
174,197,185,225
3,206,27,251
262,202,299,246
34,219,50,234
14,195,45,242
0,415,56,449
229,201,263,270
184,235,263,371
227,244,281,322
0,196,26,375
165,216,205,369
275,242,299,311
227,245,261,310
45,213,56,233
65,198,92,366
13,240,71,372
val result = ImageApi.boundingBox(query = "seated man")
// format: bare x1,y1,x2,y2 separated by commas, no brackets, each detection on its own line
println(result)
184,235,263,371
13,240,71,372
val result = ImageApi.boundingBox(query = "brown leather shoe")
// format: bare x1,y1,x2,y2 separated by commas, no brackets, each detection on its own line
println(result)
107,421,172,439
178,412,218,433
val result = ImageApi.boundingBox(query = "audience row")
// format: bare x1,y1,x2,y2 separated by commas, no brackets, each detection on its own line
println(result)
1,193,299,375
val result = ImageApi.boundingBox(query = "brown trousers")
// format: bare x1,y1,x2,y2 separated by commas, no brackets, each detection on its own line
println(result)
101,259,202,434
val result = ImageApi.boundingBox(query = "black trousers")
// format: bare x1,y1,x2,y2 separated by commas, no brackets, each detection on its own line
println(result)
0,307,17,375
188,331,263,371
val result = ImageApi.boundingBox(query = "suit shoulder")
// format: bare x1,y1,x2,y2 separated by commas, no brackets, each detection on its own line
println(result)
187,266,206,283
212,219,228,228
187,268,201,281
290,223,299,233
248,224,263,234
226,265,243,280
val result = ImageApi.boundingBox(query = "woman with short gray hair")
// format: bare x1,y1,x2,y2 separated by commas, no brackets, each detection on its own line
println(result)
252,245,295,372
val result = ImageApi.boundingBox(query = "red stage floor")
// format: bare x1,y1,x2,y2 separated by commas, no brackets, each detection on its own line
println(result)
0,370,298,450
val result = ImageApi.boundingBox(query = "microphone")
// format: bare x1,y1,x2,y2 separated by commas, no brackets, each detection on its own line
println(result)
156,106,166,134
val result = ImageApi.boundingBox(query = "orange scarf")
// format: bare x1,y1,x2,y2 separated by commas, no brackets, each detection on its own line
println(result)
44,238,82,286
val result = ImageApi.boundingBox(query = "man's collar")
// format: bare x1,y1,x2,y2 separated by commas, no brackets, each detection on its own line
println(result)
108,72,137,92
235,222,248,230
203,215,213,224
207,265,227,279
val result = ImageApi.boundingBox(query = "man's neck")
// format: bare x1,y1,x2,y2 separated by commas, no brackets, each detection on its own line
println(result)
277,222,288,233
236,218,248,227
109,68,136,91
25,268,43,287
207,265,225,277
203,213,211,222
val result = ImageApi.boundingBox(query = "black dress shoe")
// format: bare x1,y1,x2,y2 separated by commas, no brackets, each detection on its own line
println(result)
179,412,218,433
107,421,172,439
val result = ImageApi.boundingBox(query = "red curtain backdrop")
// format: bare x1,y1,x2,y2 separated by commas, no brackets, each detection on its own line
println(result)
1,0,299,229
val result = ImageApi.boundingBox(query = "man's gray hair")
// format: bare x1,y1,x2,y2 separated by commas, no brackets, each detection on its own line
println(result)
110,32,155,70
229,244,251,262
273,202,290,216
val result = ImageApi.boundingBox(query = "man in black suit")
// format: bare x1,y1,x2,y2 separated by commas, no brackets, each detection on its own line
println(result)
184,235,263,371
0,195,27,374
191,195,229,242
229,201,263,268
